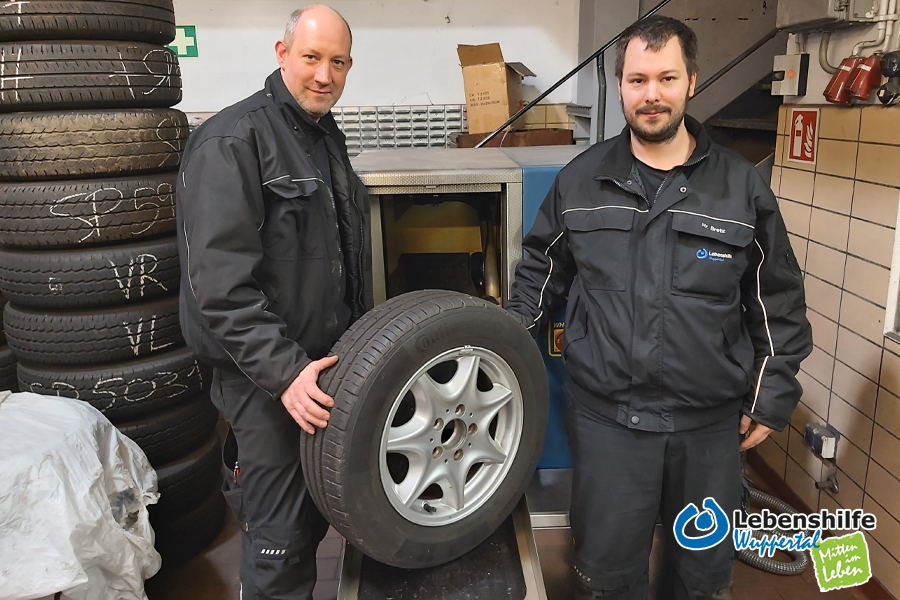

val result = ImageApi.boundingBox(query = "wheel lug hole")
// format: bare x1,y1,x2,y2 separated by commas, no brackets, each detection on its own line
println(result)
455,404,465,416
454,449,463,461
468,423,477,435
446,409,450,414
468,443,472,448
432,447,442,459
434,418,443,430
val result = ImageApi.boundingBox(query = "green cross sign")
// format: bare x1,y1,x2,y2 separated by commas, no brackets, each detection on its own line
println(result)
169,25,198,58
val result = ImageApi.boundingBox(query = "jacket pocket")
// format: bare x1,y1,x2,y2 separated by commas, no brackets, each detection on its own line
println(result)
561,287,587,359
722,310,755,389
564,208,634,292
670,211,753,300
261,177,325,261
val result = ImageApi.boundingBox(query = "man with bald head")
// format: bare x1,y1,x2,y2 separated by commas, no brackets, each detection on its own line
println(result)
176,5,372,597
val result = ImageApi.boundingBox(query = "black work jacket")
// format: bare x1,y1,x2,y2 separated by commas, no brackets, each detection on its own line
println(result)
176,70,373,399
507,116,812,432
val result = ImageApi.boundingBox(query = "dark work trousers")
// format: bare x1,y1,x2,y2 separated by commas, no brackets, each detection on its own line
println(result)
567,403,741,600
213,368,330,600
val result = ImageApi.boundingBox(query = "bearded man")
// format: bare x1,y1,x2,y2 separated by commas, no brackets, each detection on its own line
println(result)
506,15,811,600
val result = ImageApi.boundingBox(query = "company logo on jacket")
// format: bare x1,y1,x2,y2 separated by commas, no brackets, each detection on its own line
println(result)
696,248,731,261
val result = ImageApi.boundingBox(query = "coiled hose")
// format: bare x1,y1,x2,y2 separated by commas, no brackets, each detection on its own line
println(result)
737,486,812,576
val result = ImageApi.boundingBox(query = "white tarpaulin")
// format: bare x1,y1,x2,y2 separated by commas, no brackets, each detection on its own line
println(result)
0,391,161,600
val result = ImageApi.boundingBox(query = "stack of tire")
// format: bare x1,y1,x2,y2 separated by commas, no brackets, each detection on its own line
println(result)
0,0,222,566
0,292,15,391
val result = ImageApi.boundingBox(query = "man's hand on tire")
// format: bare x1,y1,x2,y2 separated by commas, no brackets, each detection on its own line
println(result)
281,355,339,434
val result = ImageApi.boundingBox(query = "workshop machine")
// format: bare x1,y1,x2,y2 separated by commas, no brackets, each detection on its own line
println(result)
334,145,585,600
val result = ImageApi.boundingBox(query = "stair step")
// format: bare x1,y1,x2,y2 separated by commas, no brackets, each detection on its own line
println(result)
706,118,777,132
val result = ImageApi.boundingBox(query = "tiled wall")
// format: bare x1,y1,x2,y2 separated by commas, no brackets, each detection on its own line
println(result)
763,105,900,596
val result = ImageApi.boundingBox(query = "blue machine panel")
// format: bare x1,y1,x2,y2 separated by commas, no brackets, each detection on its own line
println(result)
522,165,572,469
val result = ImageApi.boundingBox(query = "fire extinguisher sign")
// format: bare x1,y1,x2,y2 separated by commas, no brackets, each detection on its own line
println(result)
788,108,819,165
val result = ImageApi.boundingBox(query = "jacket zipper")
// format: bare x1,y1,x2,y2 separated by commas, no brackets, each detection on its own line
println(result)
324,145,366,315
322,156,366,317
309,162,344,282
606,177,651,210
347,176,366,314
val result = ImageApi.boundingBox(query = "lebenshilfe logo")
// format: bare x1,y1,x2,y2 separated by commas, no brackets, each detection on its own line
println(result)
673,497,730,550
695,248,732,262
673,498,877,592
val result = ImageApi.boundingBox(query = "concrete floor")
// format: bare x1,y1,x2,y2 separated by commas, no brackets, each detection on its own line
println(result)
145,514,342,600
145,507,870,600
145,419,869,600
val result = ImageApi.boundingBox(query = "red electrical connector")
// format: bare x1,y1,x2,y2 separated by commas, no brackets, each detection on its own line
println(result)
824,56,862,105
850,55,883,100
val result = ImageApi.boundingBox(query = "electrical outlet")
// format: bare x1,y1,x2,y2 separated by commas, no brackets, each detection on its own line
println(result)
805,423,839,460
773,53,810,96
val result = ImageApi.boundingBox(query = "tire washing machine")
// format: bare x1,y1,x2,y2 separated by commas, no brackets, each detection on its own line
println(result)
334,146,585,600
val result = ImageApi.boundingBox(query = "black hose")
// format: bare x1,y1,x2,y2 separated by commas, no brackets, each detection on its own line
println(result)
737,486,811,576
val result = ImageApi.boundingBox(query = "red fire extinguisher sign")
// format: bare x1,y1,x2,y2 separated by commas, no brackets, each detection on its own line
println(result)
788,108,819,164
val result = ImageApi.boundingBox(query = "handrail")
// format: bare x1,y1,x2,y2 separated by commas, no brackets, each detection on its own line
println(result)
474,0,675,148
475,5,781,148
694,28,780,96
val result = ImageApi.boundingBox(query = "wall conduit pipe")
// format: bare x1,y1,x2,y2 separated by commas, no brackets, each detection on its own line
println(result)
854,0,890,55
881,0,899,53
819,32,840,74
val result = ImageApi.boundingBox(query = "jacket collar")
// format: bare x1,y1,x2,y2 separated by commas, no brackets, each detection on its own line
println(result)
265,69,342,149
594,113,712,182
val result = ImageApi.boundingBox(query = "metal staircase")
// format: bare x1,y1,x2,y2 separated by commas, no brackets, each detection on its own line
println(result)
478,0,789,165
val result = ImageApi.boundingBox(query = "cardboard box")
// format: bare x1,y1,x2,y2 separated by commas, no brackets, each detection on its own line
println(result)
457,43,534,134
454,128,574,149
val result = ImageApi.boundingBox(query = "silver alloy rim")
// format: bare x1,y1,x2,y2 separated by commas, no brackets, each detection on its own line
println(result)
378,345,524,526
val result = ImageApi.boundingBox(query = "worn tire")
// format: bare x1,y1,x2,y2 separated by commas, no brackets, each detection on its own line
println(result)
0,1,176,44
0,174,176,248
151,483,226,566
301,289,452,521
117,393,218,466
150,432,220,521
0,344,16,391
17,346,210,421
300,290,549,569
0,42,181,112
0,236,179,308
0,108,187,181
4,295,182,366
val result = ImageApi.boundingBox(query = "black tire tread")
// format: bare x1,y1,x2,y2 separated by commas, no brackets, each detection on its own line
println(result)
0,1,176,44
0,109,187,181
0,344,16,391
308,290,544,565
304,291,458,518
150,432,220,521
0,173,176,247
17,346,210,421
151,484,226,566
4,295,182,366
117,394,218,467
300,290,471,528
0,236,179,308
0,42,180,112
